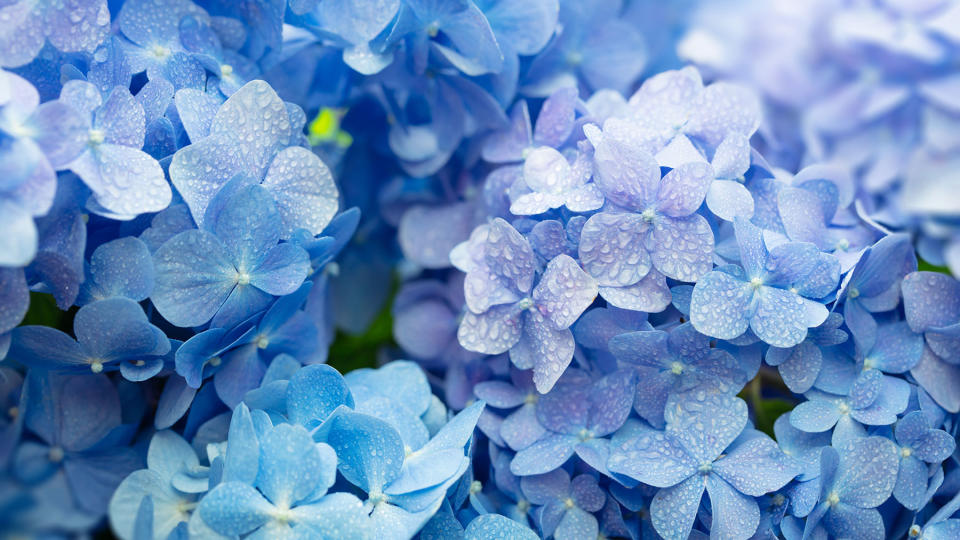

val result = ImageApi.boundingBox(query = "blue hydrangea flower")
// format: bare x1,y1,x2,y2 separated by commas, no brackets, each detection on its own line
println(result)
199,419,370,538
901,270,960,412
10,297,170,380
59,80,172,218
801,437,899,539
608,392,798,540
837,233,916,352
691,218,836,347
892,411,956,510
509,369,635,477
169,80,339,238
151,183,310,329
765,312,848,394
115,0,208,89
520,470,605,540
789,373,910,446
609,322,748,428
13,371,141,516
473,369,545,452
580,123,716,287
109,430,207,540
454,218,597,392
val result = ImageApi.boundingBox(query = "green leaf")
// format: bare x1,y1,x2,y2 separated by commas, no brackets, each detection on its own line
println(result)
327,275,397,373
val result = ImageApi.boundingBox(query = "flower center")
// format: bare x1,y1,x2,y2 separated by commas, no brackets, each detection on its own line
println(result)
835,238,850,251
698,461,713,474
8,406,18,420
749,277,763,290
578,428,594,442
901,447,913,458
517,297,534,311
566,51,583,66
90,360,104,373
48,446,65,463
838,402,851,414
909,524,922,538
524,393,538,405
426,23,439,38
670,361,685,375
151,44,170,58
564,497,576,509
208,356,222,367
826,491,840,506
469,480,482,495
641,208,657,223
237,272,251,285
847,287,860,299
517,499,530,513
88,129,105,145
256,336,270,349
220,64,234,77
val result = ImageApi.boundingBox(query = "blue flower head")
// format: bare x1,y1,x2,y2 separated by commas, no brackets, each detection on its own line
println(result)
691,217,836,347
608,391,799,540
151,182,310,329
454,218,598,392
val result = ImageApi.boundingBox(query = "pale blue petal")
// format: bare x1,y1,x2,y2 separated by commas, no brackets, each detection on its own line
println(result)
256,424,325,506
704,474,760,540
578,212,651,287
510,433,577,476
664,392,747,462
713,437,798,496
326,411,404,493
835,436,898,507
648,214,714,281
533,254,597,330
650,475,705,540
465,513,538,540
198,481,272,536
608,426,697,487
262,146,339,238
690,271,752,340
287,363,354,428
789,398,841,433
656,162,713,217
152,230,236,328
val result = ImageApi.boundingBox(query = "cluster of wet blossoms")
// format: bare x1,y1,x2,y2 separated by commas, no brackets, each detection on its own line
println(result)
1,0,959,539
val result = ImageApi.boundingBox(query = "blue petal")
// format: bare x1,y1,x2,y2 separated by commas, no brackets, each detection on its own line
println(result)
869,321,923,373
835,436,898,507
656,162,713,217
152,230,236,327
555,506,599,540
790,397,841,433
326,411,405,493
290,492,372,539
578,212,651,287
648,214,714,281
458,304,524,355
222,403,260,485
95,87,145,148
510,433,577,476
0,268,29,334
533,254,598,329
174,88,223,143
685,82,760,147
713,436,798,496
81,237,155,303
822,504,884,538
261,146,339,238
70,144,170,217
690,270,752,340
198,481,273,536
902,271,960,332
894,456,928,510
649,474,705,540
665,392,747,462
514,311,576,393
751,287,825,348
608,424,697,487
465,513,538,540
256,423,327,506
287,363,354,429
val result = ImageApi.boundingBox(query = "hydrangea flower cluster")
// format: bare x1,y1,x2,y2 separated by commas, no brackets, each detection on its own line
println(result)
394,65,960,539
2,1,960,539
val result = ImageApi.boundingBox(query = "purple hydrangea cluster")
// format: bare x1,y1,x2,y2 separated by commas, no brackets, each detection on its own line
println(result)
1,1,959,539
